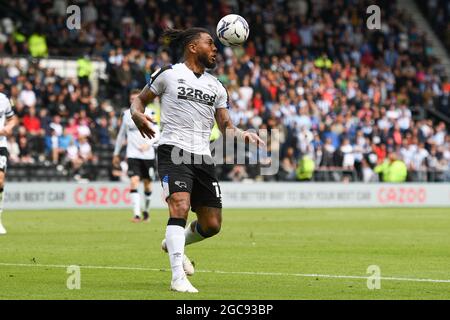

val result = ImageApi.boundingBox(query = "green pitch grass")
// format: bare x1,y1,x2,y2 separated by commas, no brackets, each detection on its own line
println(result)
0,208,449,300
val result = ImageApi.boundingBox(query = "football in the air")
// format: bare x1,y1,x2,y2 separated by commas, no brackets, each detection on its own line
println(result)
216,14,249,46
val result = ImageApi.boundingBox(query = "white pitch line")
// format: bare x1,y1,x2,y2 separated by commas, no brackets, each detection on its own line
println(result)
1,262,450,284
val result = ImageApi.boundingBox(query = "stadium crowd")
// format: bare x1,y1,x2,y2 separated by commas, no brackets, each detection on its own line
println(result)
0,0,449,182
416,0,450,52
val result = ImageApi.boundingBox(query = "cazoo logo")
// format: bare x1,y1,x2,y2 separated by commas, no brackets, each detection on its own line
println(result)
177,86,217,106
377,187,426,204
74,187,131,205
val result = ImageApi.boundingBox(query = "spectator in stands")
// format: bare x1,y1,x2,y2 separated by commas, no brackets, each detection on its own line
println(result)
78,135,95,163
66,138,83,179
411,142,430,181
58,128,72,161
18,81,36,108
227,165,249,182
297,126,314,156
375,152,408,183
431,122,447,146
46,128,60,164
77,55,93,86
49,115,63,136
296,155,315,181
77,116,92,138
65,117,79,141
280,147,297,181
372,138,387,164
340,138,355,170
321,138,336,168
17,126,33,163
82,1,98,24
361,159,378,183
95,116,111,146
78,135,98,181
39,108,52,135
22,107,41,135
419,0,450,52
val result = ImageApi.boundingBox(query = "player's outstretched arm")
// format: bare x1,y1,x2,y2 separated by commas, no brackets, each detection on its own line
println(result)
215,108,265,146
130,85,157,139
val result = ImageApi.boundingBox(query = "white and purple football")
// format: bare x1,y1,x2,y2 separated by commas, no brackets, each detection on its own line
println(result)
216,14,249,46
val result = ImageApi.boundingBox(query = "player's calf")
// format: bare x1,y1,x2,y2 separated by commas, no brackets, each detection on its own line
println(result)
142,190,152,222
130,189,142,221
162,232,195,276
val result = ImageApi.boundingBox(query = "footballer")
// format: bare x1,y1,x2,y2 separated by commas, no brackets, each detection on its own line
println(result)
130,28,263,293
113,89,160,222
0,92,18,235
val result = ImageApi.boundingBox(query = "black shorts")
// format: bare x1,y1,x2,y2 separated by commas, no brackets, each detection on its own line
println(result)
157,144,222,212
127,158,155,180
0,147,8,173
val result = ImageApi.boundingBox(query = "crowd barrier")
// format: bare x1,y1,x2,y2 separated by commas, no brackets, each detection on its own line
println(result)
4,182,449,209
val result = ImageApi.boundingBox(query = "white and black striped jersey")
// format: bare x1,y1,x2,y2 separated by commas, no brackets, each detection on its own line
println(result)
114,108,160,160
149,63,228,156
0,93,15,148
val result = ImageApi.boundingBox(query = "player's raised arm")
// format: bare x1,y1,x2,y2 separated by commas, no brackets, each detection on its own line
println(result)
215,107,265,146
130,85,157,139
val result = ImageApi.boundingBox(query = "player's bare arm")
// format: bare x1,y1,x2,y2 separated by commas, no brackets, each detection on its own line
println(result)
0,115,18,136
215,108,265,146
112,115,126,167
130,85,157,139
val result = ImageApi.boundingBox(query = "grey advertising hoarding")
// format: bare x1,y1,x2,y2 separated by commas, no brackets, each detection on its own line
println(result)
4,182,449,210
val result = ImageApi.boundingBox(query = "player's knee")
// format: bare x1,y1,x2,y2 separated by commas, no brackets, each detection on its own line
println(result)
130,176,140,189
143,179,151,189
169,195,190,217
206,224,221,237
202,220,221,237
173,202,190,216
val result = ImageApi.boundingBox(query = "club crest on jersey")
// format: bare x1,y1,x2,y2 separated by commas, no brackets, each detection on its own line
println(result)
177,86,217,106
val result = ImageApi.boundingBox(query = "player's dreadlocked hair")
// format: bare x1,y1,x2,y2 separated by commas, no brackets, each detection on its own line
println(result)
162,28,211,60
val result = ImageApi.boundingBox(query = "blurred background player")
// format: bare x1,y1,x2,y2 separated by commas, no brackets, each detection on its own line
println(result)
0,93,18,234
113,89,160,222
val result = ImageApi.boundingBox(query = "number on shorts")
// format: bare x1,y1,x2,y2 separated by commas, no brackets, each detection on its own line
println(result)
212,182,221,198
